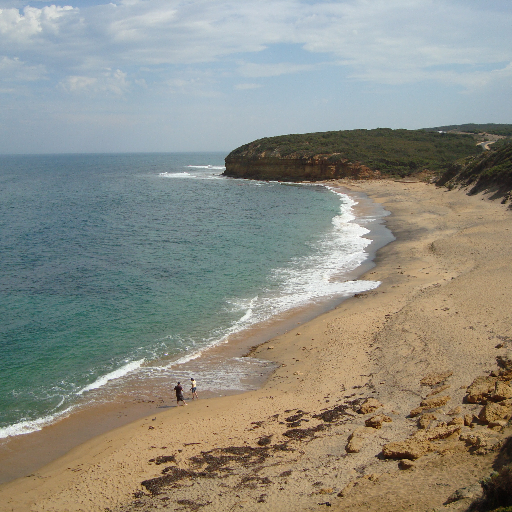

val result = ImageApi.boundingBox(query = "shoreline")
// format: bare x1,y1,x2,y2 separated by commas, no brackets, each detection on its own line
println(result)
1,179,511,512
0,183,391,486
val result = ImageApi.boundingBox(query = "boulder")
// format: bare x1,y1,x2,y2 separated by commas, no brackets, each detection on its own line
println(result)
346,427,372,453
460,432,487,448
382,424,462,460
478,401,512,424
415,424,462,442
382,439,431,460
493,381,512,401
358,398,383,415
420,371,453,387
365,415,392,429
409,406,425,418
466,376,498,404
420,395,451,409
398,459,415,470
418,413,437,429
464,413,477,426
448,416,464,426
460,432,501,454
410,395,451,417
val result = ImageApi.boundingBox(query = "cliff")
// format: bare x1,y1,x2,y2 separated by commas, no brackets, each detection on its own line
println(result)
223,153,381,181
223,128,482,182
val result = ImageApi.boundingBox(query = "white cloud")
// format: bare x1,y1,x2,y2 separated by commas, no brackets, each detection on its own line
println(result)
59,68,129,95
1,0,511,90
237,62,315,78
1,0,512,153
165,74,220,97
0,5,76,42
0,55,46,81
234,83,262,90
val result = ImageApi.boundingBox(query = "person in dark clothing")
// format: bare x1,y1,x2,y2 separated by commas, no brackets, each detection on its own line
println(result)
174,382,187,406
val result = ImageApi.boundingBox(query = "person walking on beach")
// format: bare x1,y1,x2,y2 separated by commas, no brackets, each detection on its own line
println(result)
174,382,187,406
190,378,198,400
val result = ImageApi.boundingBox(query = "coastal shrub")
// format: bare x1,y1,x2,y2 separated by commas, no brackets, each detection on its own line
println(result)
437,142,512,195
428,124,512,137
480,465,512,510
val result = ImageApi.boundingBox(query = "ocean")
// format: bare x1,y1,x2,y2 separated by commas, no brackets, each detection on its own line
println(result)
0,152,391,441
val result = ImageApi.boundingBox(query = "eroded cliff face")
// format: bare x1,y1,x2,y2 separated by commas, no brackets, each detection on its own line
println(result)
223,153,381,181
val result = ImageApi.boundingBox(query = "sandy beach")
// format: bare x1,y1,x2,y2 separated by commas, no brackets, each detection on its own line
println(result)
1,179,511,512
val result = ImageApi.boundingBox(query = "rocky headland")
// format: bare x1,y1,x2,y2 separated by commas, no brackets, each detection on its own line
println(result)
222,128,483,182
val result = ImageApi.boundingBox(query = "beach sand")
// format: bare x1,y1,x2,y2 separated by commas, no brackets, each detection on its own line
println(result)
1,179,511,512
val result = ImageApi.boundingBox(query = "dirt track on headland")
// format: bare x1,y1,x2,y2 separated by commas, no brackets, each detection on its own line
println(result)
1,179,511,512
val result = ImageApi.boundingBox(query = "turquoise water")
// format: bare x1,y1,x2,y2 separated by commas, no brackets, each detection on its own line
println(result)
0,153,384,438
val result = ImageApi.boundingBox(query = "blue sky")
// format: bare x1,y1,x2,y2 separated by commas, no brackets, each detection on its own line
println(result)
1,0,511,153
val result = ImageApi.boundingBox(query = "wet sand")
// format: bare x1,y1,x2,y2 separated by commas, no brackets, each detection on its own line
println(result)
1,179,511,512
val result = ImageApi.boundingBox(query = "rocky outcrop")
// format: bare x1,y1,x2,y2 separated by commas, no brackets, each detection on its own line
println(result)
466,376,498,404
346,427,373,453
365,414,392,429
358,398,383,415
223,153,381,182
382,424,463,460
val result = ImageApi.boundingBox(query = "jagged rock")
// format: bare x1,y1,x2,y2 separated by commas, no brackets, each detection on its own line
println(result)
418,413,437,429
420,395,451,409
420,371,453,387
382,438,431,460
382,424,462,460
448,406,462,415
466,376,498,404
448,416,464,426
464,413,477,426
346,427,372,453
399,459,415,470
415,424,463,442
460,432,501,454
365,414,392,429
460,432,486,448
493,381,512,401
358,398,383,414
410,396,451,417
489,419,508,428
478,401,512,424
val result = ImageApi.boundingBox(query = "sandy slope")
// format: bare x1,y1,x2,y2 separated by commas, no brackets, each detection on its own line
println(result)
1,180,511,512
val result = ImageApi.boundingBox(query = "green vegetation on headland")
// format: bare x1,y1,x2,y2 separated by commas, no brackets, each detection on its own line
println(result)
426,123,512,137
436,141,512,202
224,128,482,179
223,124,512,203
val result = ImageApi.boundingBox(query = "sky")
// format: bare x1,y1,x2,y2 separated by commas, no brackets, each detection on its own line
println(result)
1,0,511,154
